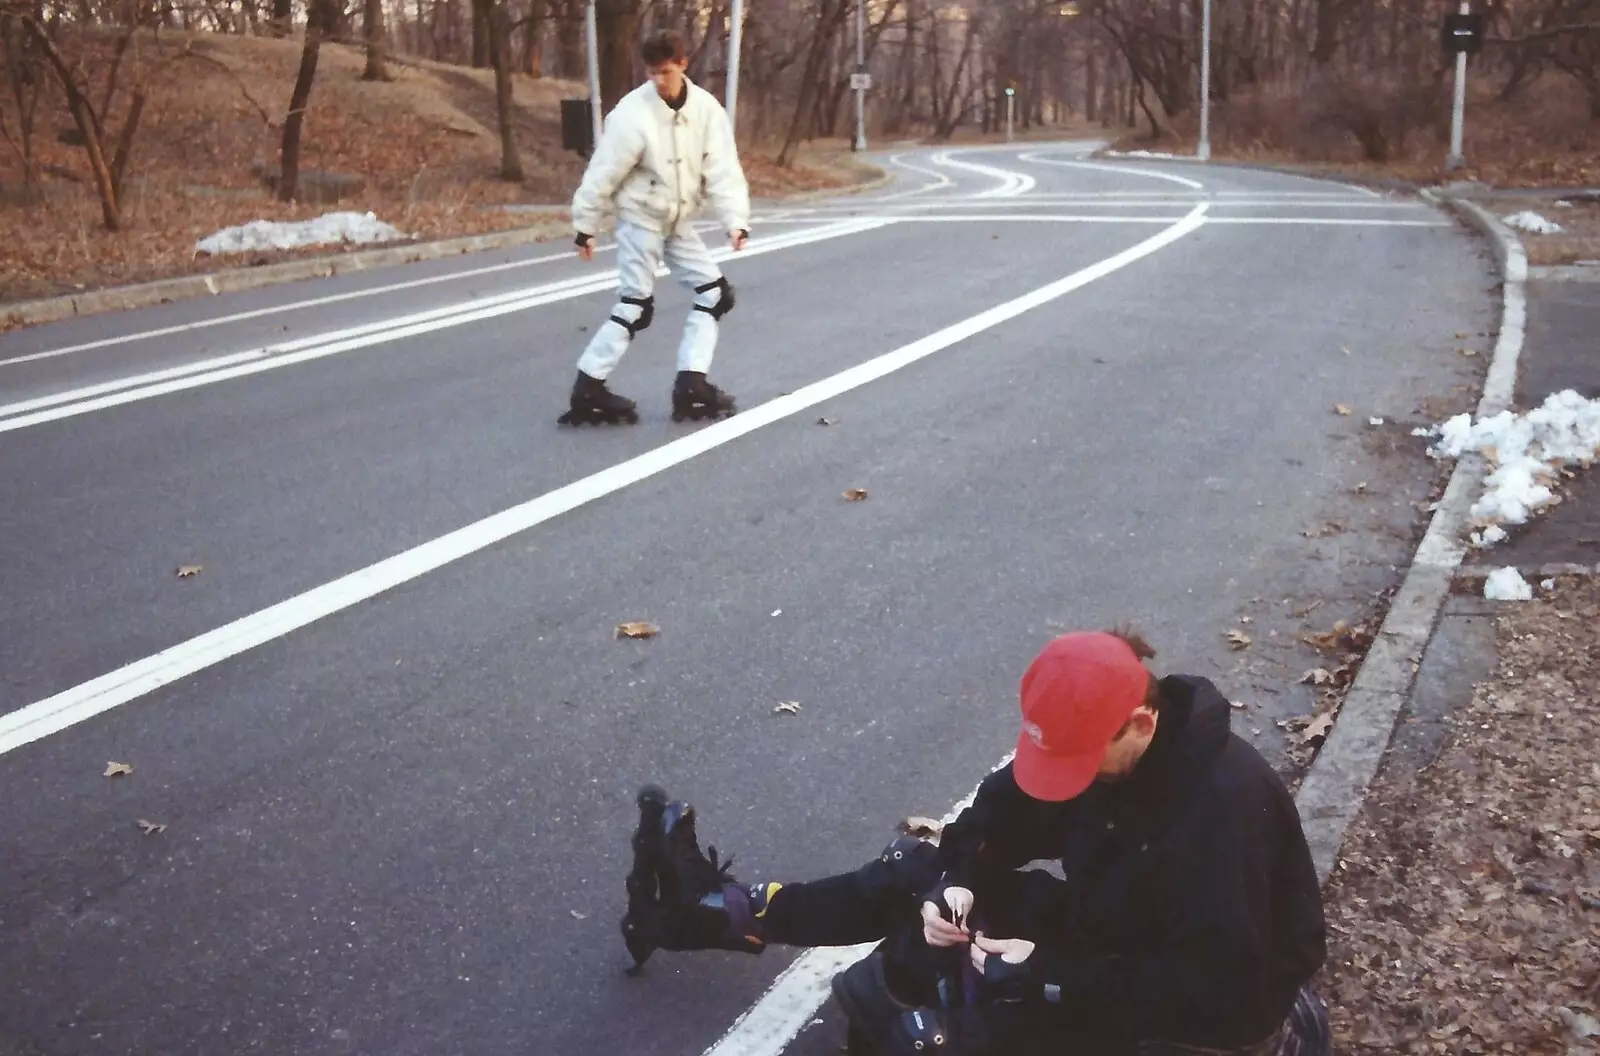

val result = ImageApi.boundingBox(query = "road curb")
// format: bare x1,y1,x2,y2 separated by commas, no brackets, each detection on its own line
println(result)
1292,188,1527,885
1455,561,1600,583
1,217,571,330
0,163,891,333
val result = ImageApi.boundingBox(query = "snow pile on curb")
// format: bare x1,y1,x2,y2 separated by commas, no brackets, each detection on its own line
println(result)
1417,387,1600,541
1502,210,1563,235
195,212,409,256
1483,567,1534,601
1103,149,1183,161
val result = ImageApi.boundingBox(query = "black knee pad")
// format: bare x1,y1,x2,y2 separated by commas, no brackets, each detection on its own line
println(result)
610,294,654,338
852,835,942,900
692,277,735,321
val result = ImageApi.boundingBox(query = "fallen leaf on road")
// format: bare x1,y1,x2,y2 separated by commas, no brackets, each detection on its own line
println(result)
1458,346,1478,356
104,762,133,778
897,815,945,839
1230,700,1249,710
816,417,836,426
570,910,587,920
1301,667,1334,685
842,488,869,501
773,701,802,715
1225,630,1252,650
136,819,166,835
1334,404,1353,416
176,565,203,578
615,621,660,639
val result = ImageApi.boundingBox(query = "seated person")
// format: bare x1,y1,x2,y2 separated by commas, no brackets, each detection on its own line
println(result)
620,629,1331,1056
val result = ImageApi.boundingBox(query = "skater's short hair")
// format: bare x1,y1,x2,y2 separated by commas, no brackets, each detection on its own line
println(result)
641,29,687,66
1104,624,1163,720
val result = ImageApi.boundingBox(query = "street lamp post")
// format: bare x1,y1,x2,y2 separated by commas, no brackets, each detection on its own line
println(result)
852,0,866,151
727,0,745,134
584,0,602,149
1196,0,1212,161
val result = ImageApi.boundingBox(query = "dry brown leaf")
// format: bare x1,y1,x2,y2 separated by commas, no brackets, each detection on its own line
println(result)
615,621,660,639
570,909,587,920
1225,629,1252,650
816,417,836,426
176,564,203,578
1334,404,1353,416
136,819,167,835
1229,699,1249,710
1301,667,1334,685
842,488,869,501
773,701,802,715
897,815,946,839
104,761,133,778
1294,712,1336,746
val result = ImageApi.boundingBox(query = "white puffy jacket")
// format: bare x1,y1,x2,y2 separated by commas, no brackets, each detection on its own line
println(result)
571,77,750,239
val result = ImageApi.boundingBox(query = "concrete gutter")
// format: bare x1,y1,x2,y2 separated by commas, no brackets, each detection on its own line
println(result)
1291,189,1527,885
1,160,890,332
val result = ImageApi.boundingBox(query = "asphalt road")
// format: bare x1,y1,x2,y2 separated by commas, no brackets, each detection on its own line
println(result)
0,141,1493,1056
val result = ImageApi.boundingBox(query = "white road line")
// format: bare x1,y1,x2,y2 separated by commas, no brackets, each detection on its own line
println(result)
0,205,1206,758
930,151,1037,199
775,198,1426,211
1017,153,1206,191
0,238,607,368
872,153,955,201
700,754,1014,1056
790,215,1448,228
0,219,888,433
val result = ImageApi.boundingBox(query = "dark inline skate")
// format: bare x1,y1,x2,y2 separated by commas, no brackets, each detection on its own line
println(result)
670,371,737,422
558,370,639,426
620,784,776,973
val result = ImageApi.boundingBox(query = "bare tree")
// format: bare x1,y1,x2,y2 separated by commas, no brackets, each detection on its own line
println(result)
279,0,331,202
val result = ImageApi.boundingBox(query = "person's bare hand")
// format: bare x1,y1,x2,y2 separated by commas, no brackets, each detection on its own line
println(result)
921,899,969,948
969,932,1036,972
576,241,594,262
730,229,748,251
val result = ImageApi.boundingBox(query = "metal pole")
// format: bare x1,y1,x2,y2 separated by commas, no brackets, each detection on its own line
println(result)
726,0,744,135
1006,92,1015,142
1445,0,1468,170
1196,0,1212,160
584,0,603,151
853,0,866,151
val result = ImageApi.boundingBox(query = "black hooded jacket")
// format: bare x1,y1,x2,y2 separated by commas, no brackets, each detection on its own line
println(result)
935,675,1326,1051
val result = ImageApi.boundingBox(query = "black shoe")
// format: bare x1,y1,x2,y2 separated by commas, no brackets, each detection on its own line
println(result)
833,949,980,1055
620,785,775,973
559,370,639,426
671,371,737,422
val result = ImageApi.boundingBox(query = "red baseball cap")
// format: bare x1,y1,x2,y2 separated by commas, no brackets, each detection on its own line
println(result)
1012,632,1152,801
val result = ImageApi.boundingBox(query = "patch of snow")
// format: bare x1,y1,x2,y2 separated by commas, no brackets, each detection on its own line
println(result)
1541,578,1556,591
1104,149,1182,160
195,211,408,256
1368,416,1385,426
1553,200,1574,209
1470,524,1509,548
1426,389,1600,541
1502,210,1563,235
1484,567,1533,601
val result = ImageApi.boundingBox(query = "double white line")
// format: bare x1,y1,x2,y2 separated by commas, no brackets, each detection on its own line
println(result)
0,218,891,436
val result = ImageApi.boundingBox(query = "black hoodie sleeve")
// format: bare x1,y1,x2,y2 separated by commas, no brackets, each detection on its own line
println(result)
1028,765,1308,1046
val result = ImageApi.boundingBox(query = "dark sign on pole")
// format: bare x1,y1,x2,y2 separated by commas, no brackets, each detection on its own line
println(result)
561,98,596,156
1441,12,1485,54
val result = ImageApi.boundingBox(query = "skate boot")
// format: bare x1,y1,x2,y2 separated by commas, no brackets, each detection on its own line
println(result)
832,948,985,1055
670,371,737,422
620,785,778,973
558,370,639,426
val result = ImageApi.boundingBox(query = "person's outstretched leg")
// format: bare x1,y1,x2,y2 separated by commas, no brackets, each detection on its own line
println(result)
561,223,662,426
620,784,941,973
662,227,736,422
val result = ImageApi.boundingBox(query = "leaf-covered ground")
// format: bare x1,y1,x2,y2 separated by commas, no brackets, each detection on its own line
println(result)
1319,578,1600,1055
0,32,877,305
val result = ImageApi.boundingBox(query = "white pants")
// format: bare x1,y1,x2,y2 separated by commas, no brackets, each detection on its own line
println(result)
576,221,730,381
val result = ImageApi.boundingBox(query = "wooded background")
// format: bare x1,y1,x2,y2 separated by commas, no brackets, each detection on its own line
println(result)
1,0,1596,230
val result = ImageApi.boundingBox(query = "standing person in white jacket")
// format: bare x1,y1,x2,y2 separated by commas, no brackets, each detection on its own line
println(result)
559,29,751,427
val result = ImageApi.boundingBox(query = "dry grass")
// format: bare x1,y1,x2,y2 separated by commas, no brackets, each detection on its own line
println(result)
1485,197,1600,267
1318,579,1600,1054
0,32,873,303
1107,74,1600,191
